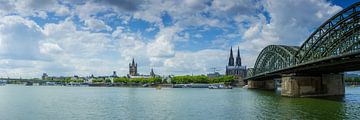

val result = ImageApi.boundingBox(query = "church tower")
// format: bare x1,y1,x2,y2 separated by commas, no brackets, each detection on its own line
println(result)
236,47,241,66
129,58,138,76
228,46,234,66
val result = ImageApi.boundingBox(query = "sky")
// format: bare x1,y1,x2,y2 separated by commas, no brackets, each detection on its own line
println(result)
0,0,357,78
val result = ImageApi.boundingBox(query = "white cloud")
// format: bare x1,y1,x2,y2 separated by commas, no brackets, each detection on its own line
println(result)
162,49,227,75
210,0,260,19
194,34,203,38
147,35,175,58
237,0,342,67
39,42,63,55
263,0,342,45
0,16,119,77
0,16,45,60
243,22,261,40
35,11,48,19
145,27,156,32
54,5,70,16
147,26,178,58
0,0,70,18
84,18,112,32
74,2,107,21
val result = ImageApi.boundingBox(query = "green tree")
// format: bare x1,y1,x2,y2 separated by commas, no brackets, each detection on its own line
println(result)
114,77,129,83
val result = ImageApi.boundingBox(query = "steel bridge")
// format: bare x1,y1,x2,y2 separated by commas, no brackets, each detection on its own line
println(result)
244,2,360,97
246,2,360,80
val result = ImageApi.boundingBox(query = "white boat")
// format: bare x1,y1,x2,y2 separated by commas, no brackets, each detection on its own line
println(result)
208,85,219,89
209,84,232,89
0,80,6,86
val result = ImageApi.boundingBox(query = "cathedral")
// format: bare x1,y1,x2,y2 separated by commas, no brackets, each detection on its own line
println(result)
226,47,247,85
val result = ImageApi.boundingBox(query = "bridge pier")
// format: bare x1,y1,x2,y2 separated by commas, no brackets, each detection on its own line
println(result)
281,73,344,97
248,79,275,90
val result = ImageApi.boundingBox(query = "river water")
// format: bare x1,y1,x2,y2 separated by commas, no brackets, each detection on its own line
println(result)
0,85,359,120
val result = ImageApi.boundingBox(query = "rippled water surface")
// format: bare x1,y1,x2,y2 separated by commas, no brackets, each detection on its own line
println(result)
0,85,360,120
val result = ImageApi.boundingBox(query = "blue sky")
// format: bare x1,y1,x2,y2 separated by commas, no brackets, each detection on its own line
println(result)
0,0,357,78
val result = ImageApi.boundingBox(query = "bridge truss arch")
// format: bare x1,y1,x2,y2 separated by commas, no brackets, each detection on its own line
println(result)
253,45,299,75
250,2,360,77
296,2,360,64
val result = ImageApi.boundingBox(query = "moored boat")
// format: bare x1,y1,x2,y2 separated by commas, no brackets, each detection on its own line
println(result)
208,84,232,89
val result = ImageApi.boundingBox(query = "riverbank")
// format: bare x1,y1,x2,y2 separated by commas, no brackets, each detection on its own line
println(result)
345,82,360,86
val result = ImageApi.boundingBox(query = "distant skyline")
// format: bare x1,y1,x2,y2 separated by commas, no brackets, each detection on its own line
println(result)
0,0,357,78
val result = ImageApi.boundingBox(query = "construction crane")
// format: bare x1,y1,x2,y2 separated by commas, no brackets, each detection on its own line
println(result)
210,67,219,73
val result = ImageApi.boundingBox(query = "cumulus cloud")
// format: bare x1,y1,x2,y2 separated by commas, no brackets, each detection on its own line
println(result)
0,16,117,77
147,26,178,58
0,0,70,17
100,0,142,12
163,49,227,75
74,2,107,21
84,18,112,32
210,0,260,18
0,1,14,15
0,16,45,60
263,0,342,45
237,0,342,66
39,42,63,55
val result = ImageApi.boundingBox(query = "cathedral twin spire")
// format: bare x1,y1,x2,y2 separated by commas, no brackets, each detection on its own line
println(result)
228,47,234,66
228,46,242,66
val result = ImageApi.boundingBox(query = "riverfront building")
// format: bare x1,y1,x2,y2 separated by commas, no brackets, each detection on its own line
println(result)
225,47,247,86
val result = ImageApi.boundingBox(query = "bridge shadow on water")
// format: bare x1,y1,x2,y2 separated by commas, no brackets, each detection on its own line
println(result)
310,95,345,102
301,86,360,103
248,86,360,103
244,87,360,119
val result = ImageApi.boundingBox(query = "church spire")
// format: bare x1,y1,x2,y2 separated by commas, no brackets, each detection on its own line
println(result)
236,46,241,66
150,68,155,77
132,58,135,65
228,46,234,66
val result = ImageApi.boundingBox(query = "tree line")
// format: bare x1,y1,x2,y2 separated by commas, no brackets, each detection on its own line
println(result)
42,75,236,84
171,75,235,84
46,77,84,83
113,77,163,84
345,77,360,82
